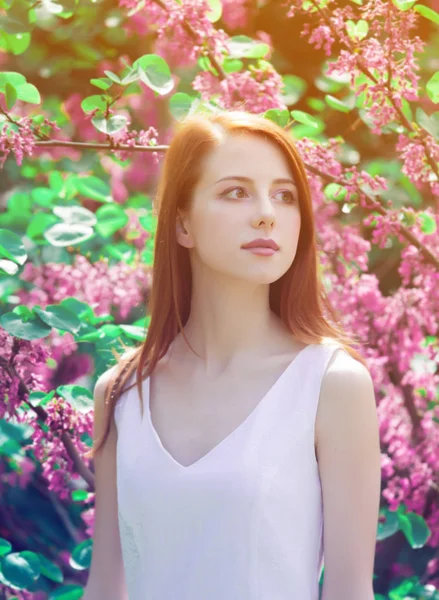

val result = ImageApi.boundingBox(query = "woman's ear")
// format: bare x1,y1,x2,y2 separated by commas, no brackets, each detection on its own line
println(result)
176,211,193,248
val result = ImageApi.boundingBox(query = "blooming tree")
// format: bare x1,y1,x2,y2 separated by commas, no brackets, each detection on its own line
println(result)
0,0,438,597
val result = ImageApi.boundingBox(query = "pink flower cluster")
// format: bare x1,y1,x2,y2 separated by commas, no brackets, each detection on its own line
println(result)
28,397,94,499
396,134,439,196
193,65,285,113
112,125,160,163
286,0,438,199
119,0,229,68
18,254,150,321
0,115,60,170
0,330,51,420
292,136,439,548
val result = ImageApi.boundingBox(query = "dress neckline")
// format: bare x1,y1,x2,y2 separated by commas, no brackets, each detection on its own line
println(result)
145,343,315,471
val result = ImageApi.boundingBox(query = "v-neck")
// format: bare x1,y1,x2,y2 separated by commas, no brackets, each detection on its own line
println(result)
145,344,315,471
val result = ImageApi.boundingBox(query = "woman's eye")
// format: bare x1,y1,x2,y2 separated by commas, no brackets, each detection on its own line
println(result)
276,190,296,203
221,187,247,199
219,187,296,203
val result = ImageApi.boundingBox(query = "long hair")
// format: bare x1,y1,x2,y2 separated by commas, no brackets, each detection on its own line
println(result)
85,109,367,460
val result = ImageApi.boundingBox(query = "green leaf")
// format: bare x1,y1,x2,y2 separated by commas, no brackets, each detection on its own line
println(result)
28,390,56,407
90,77,112,91
95,204,129,238
15,82,40,104
72,489,89,502
290,110,321,129
138,211,156,233
346,19,369,40
56,385,94,413
6,191,31,214
59,297,95,321
120,324,146,341
49,584,85,599
377,508,399,540
91,114,128,135
103,70,121,84
416,108,439,139
74,176,113,203
0,229,27,266
280,74,307,106
400,97,414,123
263,108,290,128
307,97,326,112
325,94,355,113
26,213,59,241
205,0,222,22
44,223,95,247
0,13,30,35
221,58,243,74
133,316,149,328
5,82,17,110
75,328,106,342
36,553,63,583
70,539,93,570
324,183,348,202
101,241,136,262
48,171,65,192
0,419,35,454
4,31,31,56
400,209,417,227
1,551,41,588
197,56,217,74
227,35,270,59
33,305,82,334
389,576,420,598
53,205,97,227
0,71,27,91
0,538,12,557
418,212,437,234
31,187,58,208
315,74,346,95
0,311,52,340
80,95,107,114
414,4,439,24
426,72,439,104
0,418,34,445
41,0,65,14
397,510,431,548
302,0,330,10
12,305,33,320
132,54,174,95
169,92,195,120
120,68,140,85
391,0,415,9
0,259,19,275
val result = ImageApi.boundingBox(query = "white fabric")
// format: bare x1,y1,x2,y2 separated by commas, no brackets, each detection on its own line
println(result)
115,341,344,599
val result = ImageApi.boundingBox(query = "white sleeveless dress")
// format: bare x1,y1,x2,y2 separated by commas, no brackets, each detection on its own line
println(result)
115,341,345,599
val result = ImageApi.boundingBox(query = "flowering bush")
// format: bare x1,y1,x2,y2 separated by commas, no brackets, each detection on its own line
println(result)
0,0,438,597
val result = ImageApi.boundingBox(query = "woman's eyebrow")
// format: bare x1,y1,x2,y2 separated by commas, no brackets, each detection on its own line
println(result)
215,175,297,187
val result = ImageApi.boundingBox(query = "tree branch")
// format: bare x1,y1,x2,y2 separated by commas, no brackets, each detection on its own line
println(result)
0,356,95,490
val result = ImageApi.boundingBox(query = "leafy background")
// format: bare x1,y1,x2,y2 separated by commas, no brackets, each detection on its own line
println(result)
0,0,439,597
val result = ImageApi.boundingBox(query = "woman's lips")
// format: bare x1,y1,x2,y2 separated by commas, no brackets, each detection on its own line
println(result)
242,247,277,256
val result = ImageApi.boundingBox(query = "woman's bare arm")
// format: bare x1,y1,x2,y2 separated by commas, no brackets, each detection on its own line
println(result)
82,367,128,600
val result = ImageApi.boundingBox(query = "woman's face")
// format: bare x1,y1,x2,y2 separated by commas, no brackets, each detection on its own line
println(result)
177,133,301,285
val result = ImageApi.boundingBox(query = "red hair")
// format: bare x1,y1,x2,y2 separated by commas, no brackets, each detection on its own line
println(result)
86,109,367,460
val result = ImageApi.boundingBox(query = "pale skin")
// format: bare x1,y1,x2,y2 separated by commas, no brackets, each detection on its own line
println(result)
84,133,381,600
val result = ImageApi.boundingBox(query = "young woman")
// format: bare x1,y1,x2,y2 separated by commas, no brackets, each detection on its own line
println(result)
83,110,381,600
